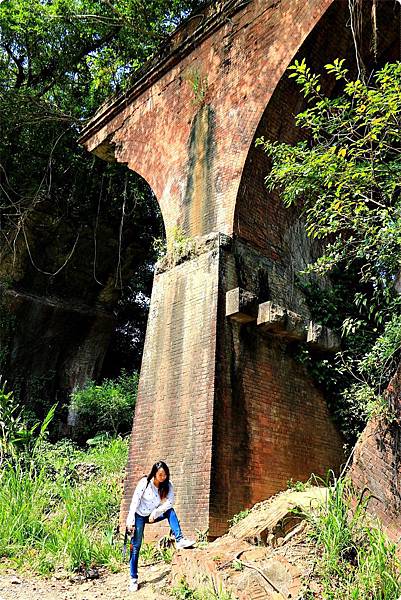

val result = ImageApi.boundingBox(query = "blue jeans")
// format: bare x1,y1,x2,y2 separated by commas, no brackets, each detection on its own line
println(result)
129,508,183,579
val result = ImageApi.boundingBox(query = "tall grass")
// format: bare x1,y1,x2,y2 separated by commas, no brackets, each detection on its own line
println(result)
306,475,401,599
0,437,128,574
0,465,49,556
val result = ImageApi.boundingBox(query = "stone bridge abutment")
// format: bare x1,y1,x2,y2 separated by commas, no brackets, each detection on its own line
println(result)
80,0,397,536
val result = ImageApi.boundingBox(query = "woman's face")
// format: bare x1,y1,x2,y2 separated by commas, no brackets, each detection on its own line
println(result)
154,467,167,484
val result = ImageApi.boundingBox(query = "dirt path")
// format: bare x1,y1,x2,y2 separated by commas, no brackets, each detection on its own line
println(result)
0,563,172,600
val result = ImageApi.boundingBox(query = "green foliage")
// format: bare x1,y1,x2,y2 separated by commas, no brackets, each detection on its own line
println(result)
0,418,129,574
304,475,401,599
139,541,174,565
70,370,138,439
228,508,250,528
359,315,401,390
258,60,401,322
155,225,197,269
0,377,56,467
232,559,244,572
258,60,401,441
172,578,198,600
195,528,209,548
184,66,208,105
171,577,234,600
287,478,308,492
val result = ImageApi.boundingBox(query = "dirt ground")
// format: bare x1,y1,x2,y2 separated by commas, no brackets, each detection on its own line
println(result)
0,562,172,600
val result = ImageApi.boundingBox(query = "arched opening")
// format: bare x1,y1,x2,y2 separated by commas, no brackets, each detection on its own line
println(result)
0,153,165,437
234,0,400,262
100,170,165,379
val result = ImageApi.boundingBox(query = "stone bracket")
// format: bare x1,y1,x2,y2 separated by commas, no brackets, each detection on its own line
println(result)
227,294,340,352
307,321,340,352
226,287,258,323
257,301,307,341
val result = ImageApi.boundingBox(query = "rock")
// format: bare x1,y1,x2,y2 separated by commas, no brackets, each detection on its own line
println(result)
85,567,100,580
10,577,22,584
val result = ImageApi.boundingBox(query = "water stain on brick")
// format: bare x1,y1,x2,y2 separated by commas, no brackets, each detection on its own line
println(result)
183,104,216,236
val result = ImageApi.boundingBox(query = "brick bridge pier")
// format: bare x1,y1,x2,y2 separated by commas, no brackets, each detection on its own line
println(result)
80,0,398,537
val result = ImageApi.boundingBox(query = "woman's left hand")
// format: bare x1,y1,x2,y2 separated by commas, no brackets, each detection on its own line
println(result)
148,516,155,523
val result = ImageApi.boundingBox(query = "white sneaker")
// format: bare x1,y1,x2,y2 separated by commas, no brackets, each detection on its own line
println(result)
129,578,139,592
176,537,195,549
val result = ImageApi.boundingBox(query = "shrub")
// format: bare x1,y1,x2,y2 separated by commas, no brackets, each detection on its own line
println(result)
69,370,138,439
228,509,250,528
0,377,56,468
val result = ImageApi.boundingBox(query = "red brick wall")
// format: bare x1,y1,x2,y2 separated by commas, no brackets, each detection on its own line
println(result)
209,242,344,536
82,0,336,245
120,246,220,538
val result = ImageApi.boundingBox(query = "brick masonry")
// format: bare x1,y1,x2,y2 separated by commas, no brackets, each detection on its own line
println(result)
81,0,400,537
120,243,220,537
209,238,344,536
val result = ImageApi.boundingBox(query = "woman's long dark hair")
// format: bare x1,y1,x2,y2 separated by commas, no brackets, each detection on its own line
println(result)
147,461,170,500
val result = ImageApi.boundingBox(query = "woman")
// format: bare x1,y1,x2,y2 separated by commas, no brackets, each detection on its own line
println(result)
126,460,195,592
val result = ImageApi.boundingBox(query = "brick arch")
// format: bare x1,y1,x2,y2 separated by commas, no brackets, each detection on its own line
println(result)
81,0,337,245
233,0,399,274
232,0,349,253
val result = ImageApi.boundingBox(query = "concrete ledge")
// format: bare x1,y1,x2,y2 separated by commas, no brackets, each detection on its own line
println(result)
307,322,340,352
226,287,258,323
257,301,307,341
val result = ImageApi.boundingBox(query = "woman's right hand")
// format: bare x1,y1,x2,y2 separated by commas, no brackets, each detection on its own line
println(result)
127,525,135,534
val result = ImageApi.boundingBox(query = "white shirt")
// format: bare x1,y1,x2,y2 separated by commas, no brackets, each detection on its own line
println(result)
126,477,175,526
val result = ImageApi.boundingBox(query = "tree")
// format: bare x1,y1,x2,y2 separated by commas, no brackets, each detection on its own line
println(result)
258,60,401,437
0,0,202,297
0,0,202,410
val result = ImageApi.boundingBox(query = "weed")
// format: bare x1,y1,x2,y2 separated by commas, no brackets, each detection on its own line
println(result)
195,528,208,548
304,473,401,599
228,508,250,528
287,478,308,492
0,420,129,574
232,559,243,571
171,576,197,599
171,576,234,600
184,67,208,105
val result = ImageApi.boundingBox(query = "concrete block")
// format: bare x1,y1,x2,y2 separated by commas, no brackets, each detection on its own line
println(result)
257,301,286,332
226,287,258,323
285,309,308,341
307,322,340,352
257,302,307,340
